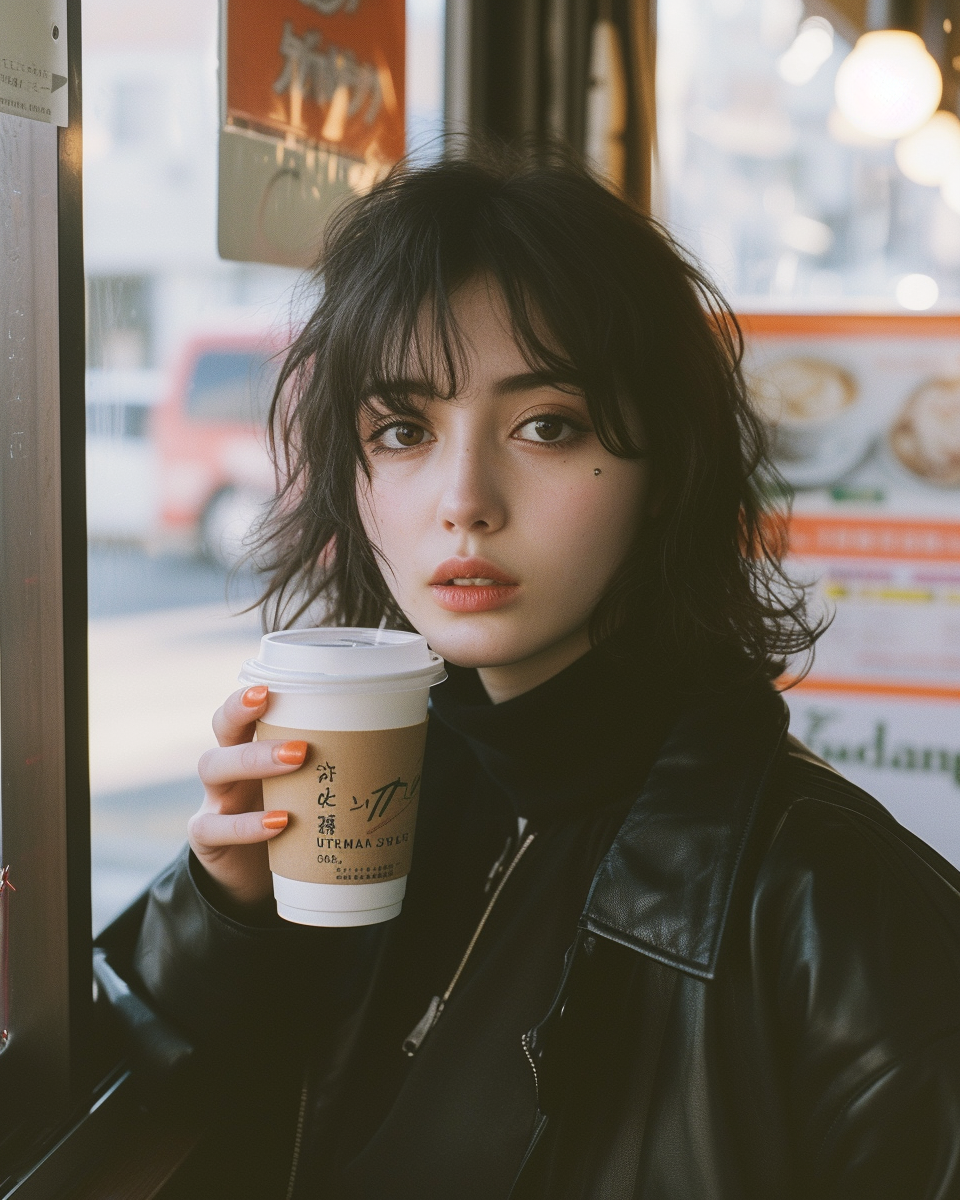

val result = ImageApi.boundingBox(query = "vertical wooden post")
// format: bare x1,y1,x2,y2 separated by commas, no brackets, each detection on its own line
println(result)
442,0,657,212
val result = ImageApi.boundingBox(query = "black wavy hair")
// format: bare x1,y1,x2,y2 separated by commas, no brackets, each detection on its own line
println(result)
255,142,820,685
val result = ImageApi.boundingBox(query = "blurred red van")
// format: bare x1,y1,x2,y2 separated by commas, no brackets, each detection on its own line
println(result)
152,332,282,565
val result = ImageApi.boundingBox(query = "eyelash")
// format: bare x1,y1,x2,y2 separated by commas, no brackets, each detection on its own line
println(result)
518,412,591,447
366,411,591,455
366,419,432,455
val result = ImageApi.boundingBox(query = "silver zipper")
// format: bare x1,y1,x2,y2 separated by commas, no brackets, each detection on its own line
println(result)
520,1029,540,1109
402,831,537,1056
284,1073,310,1200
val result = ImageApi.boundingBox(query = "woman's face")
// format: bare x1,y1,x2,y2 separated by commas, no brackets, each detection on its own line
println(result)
357,277,647,699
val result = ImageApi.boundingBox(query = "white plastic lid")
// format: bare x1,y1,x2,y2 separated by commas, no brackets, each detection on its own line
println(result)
238,627,446,694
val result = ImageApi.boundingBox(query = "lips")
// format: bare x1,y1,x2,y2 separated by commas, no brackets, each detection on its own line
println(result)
429,557,519,613
429,558,517,586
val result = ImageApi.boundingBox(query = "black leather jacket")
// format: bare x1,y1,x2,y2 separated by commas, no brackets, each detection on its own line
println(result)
120,676,960,1198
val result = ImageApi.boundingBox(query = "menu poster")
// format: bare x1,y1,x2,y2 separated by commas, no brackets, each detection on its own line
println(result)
218,0,405,268
741,314,960,868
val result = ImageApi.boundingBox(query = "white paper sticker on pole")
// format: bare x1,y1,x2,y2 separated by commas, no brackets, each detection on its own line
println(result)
0,0,68,128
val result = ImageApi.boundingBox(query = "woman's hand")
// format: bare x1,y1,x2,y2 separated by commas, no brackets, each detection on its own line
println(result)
188,684,306,910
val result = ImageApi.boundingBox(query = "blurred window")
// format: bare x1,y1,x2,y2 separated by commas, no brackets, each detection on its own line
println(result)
87,401,152,439
87,274,154,369
185,351,279,424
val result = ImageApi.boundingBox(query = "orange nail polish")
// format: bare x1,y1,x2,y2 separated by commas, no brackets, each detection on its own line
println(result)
276,740,308,765
242,685,269,707
262,811,288,830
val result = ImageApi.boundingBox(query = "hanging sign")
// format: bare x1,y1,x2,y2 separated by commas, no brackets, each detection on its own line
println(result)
219,0,405,268
0,0,68,128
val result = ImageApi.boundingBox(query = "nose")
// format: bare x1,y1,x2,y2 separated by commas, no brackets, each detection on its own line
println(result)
435,441,507,535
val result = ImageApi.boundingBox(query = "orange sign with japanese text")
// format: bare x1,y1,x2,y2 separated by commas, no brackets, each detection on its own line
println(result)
225,0,405,164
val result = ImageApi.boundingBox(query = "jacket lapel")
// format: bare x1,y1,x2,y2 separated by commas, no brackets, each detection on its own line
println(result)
580,676,789,980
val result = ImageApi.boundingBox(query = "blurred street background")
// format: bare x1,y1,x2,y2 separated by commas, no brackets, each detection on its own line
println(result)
88,547,261,931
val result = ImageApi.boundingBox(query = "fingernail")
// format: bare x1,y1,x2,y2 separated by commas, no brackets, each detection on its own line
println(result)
242,685,268,708
262,811,288,831
275,740,308,765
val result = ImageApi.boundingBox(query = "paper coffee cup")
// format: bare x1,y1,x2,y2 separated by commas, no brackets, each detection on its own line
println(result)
238,628,446,927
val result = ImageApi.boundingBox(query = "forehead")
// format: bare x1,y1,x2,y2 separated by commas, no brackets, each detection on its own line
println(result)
443,280,529,376
390,274,569,398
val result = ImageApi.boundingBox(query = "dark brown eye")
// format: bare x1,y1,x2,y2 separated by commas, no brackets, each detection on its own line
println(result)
381,422,429,448
528,417,565,442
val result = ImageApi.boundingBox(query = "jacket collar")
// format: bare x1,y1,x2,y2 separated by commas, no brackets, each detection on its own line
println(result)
579,675,789,980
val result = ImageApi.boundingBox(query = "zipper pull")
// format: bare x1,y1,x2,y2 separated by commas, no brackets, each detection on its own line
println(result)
402,995,444,1057
483,835,514,894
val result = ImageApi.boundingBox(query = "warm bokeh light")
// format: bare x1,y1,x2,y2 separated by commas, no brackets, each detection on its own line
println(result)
835,31,942,140
895,272,939,309
895,111,960,186
777,17,834,86
826,106,892,146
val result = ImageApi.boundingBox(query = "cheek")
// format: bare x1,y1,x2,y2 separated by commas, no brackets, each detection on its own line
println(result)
526,465,644,587
356,471,424,582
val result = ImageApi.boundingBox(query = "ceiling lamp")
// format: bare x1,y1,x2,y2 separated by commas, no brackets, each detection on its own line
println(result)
895,111,960,185
835,30,942,140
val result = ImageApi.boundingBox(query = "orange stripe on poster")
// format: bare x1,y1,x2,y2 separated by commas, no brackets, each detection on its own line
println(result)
738,312,960,338
788,515,960,561
783,677,960,700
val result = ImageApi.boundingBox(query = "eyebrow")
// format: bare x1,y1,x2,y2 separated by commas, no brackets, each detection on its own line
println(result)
493,370,584,397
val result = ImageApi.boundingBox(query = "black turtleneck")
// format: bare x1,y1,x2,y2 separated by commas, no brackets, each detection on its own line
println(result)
432,649,678,825
324,644,680,1200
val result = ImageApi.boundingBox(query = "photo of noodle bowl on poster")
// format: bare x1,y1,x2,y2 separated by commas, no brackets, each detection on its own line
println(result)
742,313,960,869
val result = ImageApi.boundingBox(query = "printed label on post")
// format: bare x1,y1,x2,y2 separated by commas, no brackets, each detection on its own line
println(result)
258,720,427,886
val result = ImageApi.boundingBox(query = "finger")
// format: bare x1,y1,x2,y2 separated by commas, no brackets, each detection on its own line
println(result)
189,808,288,851
198,739,307,788
213,686,270,748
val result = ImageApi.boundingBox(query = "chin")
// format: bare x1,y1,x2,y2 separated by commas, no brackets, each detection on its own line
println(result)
409,612,565,672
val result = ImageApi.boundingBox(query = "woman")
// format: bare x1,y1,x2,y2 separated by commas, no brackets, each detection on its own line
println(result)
127,148,960,1198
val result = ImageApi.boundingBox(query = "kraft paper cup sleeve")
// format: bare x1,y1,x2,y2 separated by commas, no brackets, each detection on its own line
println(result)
259,721,429,887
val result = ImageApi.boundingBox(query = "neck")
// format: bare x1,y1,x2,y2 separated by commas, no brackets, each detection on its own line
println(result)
476,625,593,704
